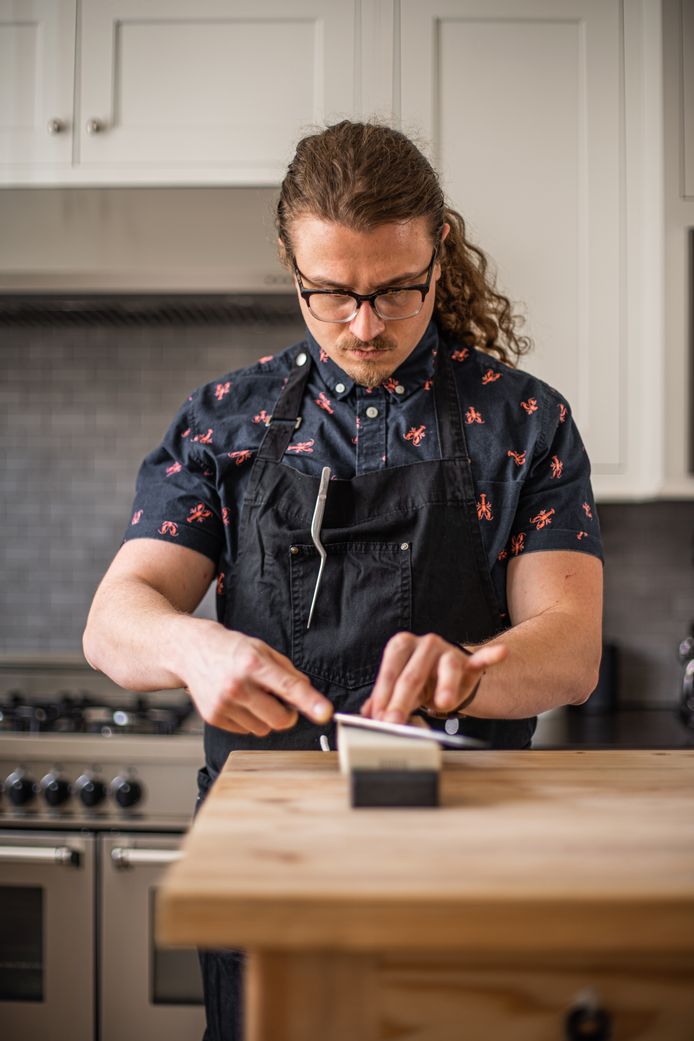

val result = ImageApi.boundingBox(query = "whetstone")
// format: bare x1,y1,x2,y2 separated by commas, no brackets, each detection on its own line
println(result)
336,717,441,807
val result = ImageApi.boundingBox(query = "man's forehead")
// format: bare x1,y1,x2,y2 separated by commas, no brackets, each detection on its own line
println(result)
290,214,430,246
290,216,434,285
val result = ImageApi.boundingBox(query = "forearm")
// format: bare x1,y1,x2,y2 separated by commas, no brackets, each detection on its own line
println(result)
463,609,601,719
83,577,214,692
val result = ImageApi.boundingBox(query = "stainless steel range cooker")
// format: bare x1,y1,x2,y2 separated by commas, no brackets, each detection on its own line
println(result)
0,658,206,1041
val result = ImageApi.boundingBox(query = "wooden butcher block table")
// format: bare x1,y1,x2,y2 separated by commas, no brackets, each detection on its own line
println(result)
157,750,694,1041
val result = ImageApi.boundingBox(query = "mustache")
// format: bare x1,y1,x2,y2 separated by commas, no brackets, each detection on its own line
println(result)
337,333,395,352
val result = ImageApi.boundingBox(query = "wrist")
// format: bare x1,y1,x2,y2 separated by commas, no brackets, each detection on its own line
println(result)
166,614,218,689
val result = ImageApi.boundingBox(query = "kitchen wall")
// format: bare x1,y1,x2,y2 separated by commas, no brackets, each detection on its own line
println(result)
0,187,287,292
1,315,692,707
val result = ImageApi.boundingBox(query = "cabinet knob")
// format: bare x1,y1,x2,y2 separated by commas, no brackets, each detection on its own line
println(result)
565,989,612,1040
47,118,65,135
85,118,104,134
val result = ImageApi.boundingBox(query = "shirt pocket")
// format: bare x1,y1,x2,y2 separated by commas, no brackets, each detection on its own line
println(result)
289,541,412,690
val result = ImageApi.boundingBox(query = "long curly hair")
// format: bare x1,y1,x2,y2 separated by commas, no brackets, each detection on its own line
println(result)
276,121,532,366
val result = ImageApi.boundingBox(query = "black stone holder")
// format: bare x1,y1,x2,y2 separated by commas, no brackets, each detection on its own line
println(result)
349,769,439,808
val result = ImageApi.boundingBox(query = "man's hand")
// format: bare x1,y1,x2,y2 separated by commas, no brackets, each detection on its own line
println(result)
83,541,334,737
360,632,507,724
180,619,333,736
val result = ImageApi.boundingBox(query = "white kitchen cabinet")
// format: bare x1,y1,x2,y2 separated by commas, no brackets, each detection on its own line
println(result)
394,0,667,500
0,0,358,185
0,0,76,167
661,0,694,498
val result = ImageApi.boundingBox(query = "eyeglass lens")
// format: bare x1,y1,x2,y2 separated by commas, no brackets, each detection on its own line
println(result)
308,289,423,323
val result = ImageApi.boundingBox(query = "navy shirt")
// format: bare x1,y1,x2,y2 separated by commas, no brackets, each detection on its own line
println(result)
123,321,603,622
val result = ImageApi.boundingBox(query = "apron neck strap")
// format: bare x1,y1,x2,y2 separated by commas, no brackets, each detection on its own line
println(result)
257,348,312,462
433,340,470,460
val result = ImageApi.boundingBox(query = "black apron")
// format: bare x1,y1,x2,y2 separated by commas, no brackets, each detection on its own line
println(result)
196,338,536,1041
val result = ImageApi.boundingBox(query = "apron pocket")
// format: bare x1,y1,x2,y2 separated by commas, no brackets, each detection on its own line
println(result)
290,540,412,689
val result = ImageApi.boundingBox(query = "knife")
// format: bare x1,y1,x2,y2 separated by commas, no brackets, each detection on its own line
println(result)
333,712,488,749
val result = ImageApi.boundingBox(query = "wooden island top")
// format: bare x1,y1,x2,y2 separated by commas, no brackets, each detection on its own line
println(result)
157,749,694,955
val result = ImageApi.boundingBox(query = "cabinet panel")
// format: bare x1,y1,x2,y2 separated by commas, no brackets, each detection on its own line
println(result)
0,0,75,165
79,0,357,182
401,0,622,475
683,0,694,199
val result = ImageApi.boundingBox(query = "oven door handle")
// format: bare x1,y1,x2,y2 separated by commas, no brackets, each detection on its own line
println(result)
0,844,81,867
110,846,181,869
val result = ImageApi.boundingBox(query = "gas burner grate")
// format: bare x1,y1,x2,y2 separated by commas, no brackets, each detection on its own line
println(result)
0,691,195,736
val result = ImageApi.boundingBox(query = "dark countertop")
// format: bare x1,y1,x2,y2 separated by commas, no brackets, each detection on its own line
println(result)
532,706,694,749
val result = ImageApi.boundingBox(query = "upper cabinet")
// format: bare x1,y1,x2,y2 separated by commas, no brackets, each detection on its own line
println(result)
0,0,357,184
391,0,674,502
398,0,622,494
0,0,76,167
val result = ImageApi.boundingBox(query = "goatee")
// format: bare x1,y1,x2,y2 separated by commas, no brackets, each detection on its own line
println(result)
336,332,397,388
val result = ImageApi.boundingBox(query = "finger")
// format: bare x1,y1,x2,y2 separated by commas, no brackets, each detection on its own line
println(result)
241,644,333,723
202,700,251,734
219,701,272,737
431,650,476,712
380,634,444,724
369,632,419,719
432,644,507,713
466,644,508,669
237,685,299,731
360,694,374,717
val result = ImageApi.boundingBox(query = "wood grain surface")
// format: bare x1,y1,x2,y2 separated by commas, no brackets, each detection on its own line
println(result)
156,749,694,954
245,950,694,1041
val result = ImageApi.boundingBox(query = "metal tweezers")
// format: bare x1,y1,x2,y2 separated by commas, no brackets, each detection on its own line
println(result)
307,466,331,629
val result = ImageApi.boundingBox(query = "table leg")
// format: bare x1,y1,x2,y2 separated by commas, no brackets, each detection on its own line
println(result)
245,949,377,1041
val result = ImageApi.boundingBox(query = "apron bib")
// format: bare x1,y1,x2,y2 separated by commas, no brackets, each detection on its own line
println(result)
204,339,536,776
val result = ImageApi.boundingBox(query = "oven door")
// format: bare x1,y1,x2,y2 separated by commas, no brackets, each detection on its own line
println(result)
0,829,95,1041
100,832,205,1041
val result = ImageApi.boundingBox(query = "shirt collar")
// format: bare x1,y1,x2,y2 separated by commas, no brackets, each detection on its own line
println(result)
305,321,439,401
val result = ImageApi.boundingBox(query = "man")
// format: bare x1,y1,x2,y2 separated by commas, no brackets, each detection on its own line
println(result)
83,121,603,1040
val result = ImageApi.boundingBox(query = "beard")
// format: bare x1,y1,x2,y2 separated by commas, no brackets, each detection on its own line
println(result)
334,331,399,388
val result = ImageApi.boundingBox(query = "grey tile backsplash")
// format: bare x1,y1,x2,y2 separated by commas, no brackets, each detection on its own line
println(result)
2,317,693,706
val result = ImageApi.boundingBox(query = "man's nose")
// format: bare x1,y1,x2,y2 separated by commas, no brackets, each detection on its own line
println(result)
348,300,386,341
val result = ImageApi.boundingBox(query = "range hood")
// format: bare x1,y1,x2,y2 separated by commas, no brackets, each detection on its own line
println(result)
0,187,292,294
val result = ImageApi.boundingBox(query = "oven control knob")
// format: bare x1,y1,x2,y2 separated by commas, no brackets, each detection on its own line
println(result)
5,770,37,806
110,775,143,809
40,772,71,807
75,773,107,808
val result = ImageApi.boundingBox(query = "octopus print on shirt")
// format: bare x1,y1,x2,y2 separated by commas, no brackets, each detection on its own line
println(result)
123,321,603,623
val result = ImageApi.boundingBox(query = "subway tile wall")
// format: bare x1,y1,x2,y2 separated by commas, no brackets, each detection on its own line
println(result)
1,319,693,706
1,319,304,654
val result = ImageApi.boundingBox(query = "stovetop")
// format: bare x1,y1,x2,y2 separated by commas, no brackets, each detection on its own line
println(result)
0,690,197,737
0,660,204,826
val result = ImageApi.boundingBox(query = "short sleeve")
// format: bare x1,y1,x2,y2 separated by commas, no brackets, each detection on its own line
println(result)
508,389,603,561
122,393,224,566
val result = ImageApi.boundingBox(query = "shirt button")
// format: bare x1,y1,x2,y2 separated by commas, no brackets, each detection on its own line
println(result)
395,384,405,395
365,406,379,419
335,382,346,393
296,351,308,367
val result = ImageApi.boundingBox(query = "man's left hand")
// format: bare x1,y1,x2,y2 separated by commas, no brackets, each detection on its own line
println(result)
360,632,507,723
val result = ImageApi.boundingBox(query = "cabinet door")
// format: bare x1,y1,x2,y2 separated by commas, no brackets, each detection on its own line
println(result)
400,0,624,481
78,0,357,183
0,831,95,1041
0,0,75,168
100,834,205,1041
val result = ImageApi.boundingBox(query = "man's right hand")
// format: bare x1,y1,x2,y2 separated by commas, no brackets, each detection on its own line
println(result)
178,618,333,736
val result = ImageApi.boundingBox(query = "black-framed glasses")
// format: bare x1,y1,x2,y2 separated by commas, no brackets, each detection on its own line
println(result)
292,248,438,323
